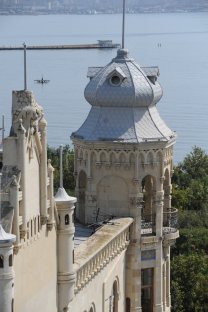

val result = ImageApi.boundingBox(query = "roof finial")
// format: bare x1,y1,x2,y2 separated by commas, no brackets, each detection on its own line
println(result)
122,0,126,49
59,145,64,188
23,42,27,91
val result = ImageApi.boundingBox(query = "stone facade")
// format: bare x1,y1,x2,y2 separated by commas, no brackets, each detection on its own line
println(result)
71,48,179,312
0,90,57,312
0,48,179,312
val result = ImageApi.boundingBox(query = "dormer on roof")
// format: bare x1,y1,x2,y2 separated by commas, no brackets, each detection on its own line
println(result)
107,67,127,87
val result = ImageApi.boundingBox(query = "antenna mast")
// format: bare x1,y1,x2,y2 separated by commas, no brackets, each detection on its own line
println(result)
59,145,63,188
0,115,4,143
23,42,27,91
122,0,126,49
0,173,2,225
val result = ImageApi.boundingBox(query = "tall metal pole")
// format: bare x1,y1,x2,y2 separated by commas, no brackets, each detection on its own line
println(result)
122,0,126,49
0,173,2,225
2,115,4,142
60,145,63,188
23,42,27,91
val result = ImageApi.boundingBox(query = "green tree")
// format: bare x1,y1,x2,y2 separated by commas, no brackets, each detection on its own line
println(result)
172,146,208,212
171,147,208,311
171,254,208,312
172,227,208,256
47,145,75,194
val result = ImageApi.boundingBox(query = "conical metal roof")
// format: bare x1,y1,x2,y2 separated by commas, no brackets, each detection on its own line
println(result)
72,49,176,144
0,224,16,244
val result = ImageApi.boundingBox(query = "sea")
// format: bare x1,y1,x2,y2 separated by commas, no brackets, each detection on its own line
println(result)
0,12,208,163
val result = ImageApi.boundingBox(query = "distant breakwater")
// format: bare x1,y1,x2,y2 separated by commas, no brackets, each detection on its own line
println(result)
0,43,120,51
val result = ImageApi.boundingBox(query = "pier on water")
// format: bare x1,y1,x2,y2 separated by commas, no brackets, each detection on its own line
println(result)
0,40,120,51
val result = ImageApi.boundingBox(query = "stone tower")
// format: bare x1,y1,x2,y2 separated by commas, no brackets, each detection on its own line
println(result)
55,146,77,312
71,48,179,311
0,192,16,312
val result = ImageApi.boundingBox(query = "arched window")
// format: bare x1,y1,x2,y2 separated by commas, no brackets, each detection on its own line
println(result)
112,280,119,312
9,254,13,267
34,218,37,235
88,303,96,312
0,255,4,268
27,222,29,239
65,214,70,225
31,220,33,237
38,216,40,232
126,298,131,312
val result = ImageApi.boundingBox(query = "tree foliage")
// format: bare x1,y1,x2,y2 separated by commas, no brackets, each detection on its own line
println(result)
171,254,208,312
171,147,208,311
47,145,75,194
172,146,208,211
172,227,208,257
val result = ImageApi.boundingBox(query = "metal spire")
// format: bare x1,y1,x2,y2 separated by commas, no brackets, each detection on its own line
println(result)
122,0,126,49
0,173,2,225
23,42,27,91
1,115,4,143
0,115,4,144
59,145,63,188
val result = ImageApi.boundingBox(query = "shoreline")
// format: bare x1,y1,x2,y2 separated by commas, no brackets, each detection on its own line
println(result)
0,10,208,16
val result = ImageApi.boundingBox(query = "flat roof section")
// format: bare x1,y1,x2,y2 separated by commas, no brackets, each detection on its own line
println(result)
74,223,94,248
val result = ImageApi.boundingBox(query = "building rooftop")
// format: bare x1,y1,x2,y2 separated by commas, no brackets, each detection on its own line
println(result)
74,223,94,247
72,49,176,144
74,218,133,266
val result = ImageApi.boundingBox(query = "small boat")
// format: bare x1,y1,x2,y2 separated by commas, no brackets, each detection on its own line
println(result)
34,77,50,84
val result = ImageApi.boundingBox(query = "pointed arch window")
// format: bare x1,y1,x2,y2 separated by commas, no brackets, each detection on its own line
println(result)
9,254,13,267
0,255,4,268
65,214,70,225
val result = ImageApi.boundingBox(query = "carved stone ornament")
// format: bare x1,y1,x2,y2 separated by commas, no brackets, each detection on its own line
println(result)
130,196,144,207
87,194,97,203
11,90,43,136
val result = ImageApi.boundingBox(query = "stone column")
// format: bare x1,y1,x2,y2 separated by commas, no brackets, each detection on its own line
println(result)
55,188,77,312
0,227,16,312
154,187,164,312
47,160,55,230
10,177,21,253
165,246,171,309
17,120,27,238
163,262,167,311
39,118,48,225
126,192,143,312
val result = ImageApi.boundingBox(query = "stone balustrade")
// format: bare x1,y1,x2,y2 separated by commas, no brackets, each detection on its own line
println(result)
74,218,133,294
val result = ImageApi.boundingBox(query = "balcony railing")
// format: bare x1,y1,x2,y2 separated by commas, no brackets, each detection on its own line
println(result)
141,208,178,235
141,214,156,235
163,208,178,234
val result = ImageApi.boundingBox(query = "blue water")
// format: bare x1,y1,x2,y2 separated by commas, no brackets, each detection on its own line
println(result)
0,13,208,163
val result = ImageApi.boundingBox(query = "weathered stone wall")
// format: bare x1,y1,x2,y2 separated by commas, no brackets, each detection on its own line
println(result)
13,226,57,312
